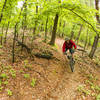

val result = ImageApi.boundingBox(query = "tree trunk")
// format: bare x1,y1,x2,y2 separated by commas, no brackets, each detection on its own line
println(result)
89,0,100,59
12,0,27,63
70,31,74,40
82,27,88,55
0,0,7,23
88,34,91,46
50,26,52,35
21,0,27,51
50,14,59,45
95,0,100,23
4,21,10,43
76,24,83,44
12,23,17,63
84,28,88,50
58,20,61,36
40,23,44,32
89,34,99,58
21,27,25,52
70,25,75,40
62,21,65,38
1,25,4,45
44,17,48,42
33,5,38,35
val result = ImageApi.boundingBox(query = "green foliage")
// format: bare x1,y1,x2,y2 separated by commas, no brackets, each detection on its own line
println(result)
77,85,84,91
85,74,98,82
53,69,57,74
77,85,91,96
54,44,58,49
10,69,16,78
0,33,3,37
24,60,29,68
0,0,99,53
95,85,100,91
31,78,36,87
85,80,94,86
24,74,30,78
19,70,24,73
7,89,13,96
24,60,28,64
0,80,2,86
0,45,3,48
96,94,100,100
0,86,3,91
51,43,58,51
94,57,100,65
6,65,12,69
3,81,8,85
0,73,8,79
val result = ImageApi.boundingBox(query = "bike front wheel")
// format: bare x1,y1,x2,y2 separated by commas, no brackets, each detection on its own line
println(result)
69,59,75,72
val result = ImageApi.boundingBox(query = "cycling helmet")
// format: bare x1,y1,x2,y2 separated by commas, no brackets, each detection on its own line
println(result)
65,37,70,41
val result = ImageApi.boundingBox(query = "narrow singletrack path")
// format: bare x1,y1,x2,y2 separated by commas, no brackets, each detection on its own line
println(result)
45,38,83,100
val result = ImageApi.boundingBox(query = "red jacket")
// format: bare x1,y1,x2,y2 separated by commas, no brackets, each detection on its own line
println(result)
62,40,77,53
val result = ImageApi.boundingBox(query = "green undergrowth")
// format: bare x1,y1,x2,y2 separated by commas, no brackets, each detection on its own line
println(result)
0,60,37,96
77,73,100,100
93,57,100,66
51,43,58,51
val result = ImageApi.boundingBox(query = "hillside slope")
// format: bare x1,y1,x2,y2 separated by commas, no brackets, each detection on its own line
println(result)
0,37,100,100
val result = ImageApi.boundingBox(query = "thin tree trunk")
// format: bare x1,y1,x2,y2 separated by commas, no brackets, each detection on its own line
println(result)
49,0,61,45
70,25,75,40
82,27,88,55
84,28,88,50
12,23,17,63
95,0,99,23
50,14,59,45
21,27,25,52
1,25,4,45
4,21,10,43
89,0,100,58
16,31,19,39
62,21,65,38
40,23,44,32
58,20,61,36
21,0,27,51
88,34,91,46
44,17,48,42
0,0,7,23
33,5,38,35
89,34,99,58
50,26,52,35
12,0,27,63
76,24,83,44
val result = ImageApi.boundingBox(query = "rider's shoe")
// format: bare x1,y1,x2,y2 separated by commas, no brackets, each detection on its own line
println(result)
67,55,70,59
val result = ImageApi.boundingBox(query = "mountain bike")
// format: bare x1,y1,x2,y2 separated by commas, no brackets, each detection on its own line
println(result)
66,54,75,72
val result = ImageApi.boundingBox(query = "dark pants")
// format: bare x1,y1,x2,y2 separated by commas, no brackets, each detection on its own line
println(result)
65,48,74,54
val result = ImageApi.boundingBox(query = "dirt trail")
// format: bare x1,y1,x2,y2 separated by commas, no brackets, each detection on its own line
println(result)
0,37,98,100
45,38,83,100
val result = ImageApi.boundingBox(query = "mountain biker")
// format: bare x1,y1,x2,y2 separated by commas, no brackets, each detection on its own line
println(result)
62,37,77,59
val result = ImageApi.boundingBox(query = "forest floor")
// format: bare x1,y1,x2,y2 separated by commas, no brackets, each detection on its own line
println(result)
0,35,100,100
